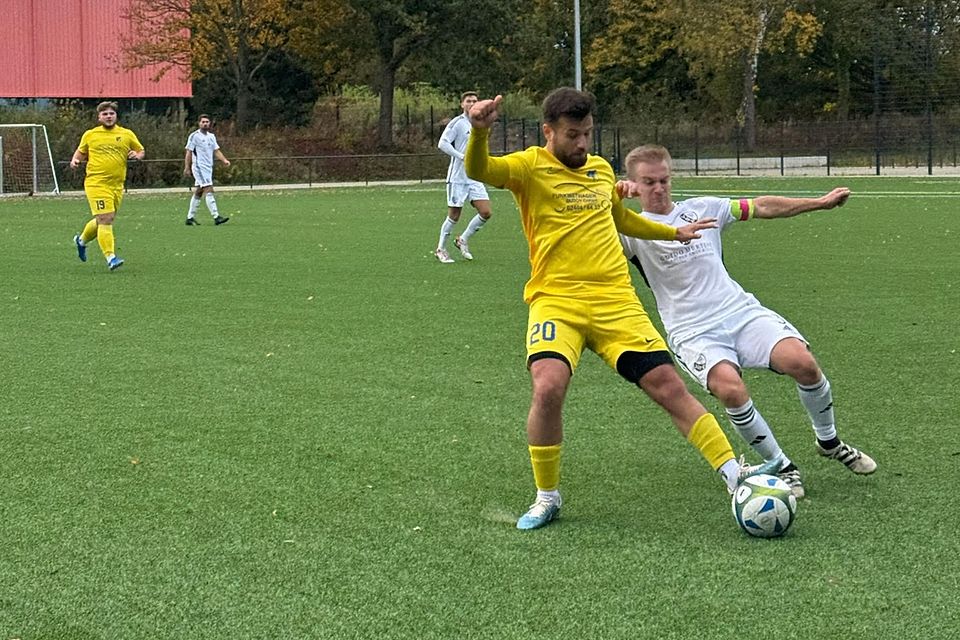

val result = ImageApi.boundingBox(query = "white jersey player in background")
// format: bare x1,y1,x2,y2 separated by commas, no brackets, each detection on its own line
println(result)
434,92,494,263
184,114,231,226
617,144,876,499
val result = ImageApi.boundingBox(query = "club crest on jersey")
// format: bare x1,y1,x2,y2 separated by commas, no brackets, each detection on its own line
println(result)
693,353,707,372
586,170,597,179
680,211,698,223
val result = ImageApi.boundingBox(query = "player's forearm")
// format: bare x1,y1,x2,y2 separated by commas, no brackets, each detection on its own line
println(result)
215,150,229,163
464,128,508,187
438,139,463,161
753,196,826,219
184,151,192,169
614,205,677,241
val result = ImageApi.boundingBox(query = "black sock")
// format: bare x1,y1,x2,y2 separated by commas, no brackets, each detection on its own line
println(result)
818,436,841,451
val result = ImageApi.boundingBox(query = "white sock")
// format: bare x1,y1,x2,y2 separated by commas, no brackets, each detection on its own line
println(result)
187,196,200,218
536,489,560,503
205,192,220,217
437,216,456,250
718,459,744,492
460,214,488,241
798,376,837,442
726,399,789,469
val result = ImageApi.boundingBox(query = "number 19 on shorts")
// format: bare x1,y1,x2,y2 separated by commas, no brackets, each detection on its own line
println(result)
529,321,556,345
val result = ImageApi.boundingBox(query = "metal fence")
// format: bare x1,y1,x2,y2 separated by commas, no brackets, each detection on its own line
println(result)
49,113,960,192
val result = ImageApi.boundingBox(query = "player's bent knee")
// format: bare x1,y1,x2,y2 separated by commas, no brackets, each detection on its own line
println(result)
616,350,674,385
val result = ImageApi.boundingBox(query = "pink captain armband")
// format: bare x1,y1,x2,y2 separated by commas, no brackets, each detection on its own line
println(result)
731,198,755,221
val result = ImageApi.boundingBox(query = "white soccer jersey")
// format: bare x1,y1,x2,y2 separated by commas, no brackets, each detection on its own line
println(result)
620,196,761,343
438,113,478,184
185,130,220,178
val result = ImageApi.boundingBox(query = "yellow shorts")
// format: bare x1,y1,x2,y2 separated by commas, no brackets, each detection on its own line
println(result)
85,186,123,216
526,292,668,372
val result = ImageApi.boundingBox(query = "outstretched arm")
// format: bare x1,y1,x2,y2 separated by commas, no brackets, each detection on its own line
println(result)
612,199,677,241
753,187,850,219
464,95,510,187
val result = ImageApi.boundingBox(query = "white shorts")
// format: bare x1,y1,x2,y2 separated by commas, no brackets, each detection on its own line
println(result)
446,180,489,208
192,166,214,188
670,306,806,389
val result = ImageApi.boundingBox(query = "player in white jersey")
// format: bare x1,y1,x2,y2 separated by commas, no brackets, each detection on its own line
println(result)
183,114,231,226
433,92,493,263
618,144,876,499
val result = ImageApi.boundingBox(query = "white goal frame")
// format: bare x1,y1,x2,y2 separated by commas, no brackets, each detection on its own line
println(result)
0,123,60,196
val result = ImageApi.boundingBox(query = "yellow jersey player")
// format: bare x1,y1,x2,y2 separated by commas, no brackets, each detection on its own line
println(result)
464,88,778,530
70,101,145,270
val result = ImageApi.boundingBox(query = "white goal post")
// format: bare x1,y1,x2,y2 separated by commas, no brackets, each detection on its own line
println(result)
0,124,60,196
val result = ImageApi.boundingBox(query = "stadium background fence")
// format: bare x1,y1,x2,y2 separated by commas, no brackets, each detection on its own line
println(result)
48,111,960,192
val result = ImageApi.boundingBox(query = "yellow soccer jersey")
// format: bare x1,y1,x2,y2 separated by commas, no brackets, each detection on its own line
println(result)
77,125,144,190
465,128,676,302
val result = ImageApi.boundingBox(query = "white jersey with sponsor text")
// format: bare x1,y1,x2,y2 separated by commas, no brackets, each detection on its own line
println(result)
620,196,760,343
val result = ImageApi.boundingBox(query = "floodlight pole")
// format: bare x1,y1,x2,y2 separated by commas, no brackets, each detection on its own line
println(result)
574,0,582,90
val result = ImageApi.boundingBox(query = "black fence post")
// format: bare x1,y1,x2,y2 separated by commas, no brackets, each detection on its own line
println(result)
694,125,700,176
736,125,743,175
430,105,434,142
502,116,508,154
536,121,541,147
614,127,621,174
521,118,526,149
780,122,785,176
826,146,831,177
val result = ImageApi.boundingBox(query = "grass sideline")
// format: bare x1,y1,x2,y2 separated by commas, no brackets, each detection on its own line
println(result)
1,177,958,639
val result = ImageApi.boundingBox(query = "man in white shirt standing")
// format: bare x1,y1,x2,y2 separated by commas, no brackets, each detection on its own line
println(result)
618,144,876,499
434,92,493,263
184,114,231,226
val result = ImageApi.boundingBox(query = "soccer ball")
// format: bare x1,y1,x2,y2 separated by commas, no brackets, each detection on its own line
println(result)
732,474,797,538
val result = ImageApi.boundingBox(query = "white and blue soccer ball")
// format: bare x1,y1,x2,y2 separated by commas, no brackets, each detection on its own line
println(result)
732,474,797,538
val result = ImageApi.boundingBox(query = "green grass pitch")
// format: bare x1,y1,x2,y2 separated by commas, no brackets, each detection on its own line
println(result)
0,177,958,639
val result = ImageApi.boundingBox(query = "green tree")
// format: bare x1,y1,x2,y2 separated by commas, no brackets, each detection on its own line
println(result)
120,0,291,131
663,1,821,148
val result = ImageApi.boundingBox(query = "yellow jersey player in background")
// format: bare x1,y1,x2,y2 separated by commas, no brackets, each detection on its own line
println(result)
464,88,778,530
70,101,145,271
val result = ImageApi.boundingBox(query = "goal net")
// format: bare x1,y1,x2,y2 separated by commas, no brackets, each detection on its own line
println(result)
0,124,60,196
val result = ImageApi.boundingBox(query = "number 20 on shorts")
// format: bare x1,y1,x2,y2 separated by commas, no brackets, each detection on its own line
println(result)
529,321,556,345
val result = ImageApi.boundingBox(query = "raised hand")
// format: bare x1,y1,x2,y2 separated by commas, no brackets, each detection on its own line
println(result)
468,95,503,129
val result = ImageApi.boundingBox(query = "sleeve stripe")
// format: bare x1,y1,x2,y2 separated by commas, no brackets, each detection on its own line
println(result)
733,198,754,221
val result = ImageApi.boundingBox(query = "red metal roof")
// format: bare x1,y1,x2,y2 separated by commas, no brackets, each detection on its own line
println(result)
0,0,192,98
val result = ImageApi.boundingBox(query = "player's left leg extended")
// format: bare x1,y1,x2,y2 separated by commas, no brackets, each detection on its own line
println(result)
770,338,876,474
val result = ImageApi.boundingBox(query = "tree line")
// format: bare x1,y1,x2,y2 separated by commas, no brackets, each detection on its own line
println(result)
120,0,960,150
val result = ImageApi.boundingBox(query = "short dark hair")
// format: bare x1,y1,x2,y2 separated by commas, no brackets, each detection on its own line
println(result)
198,114,211,122
96,101,119,113
460,91,478,102
542,87,595,124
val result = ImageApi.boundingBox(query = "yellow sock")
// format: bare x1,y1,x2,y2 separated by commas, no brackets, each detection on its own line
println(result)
528,444,561,491
80,218,98,244
687,413,735,471
97,223,115,258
